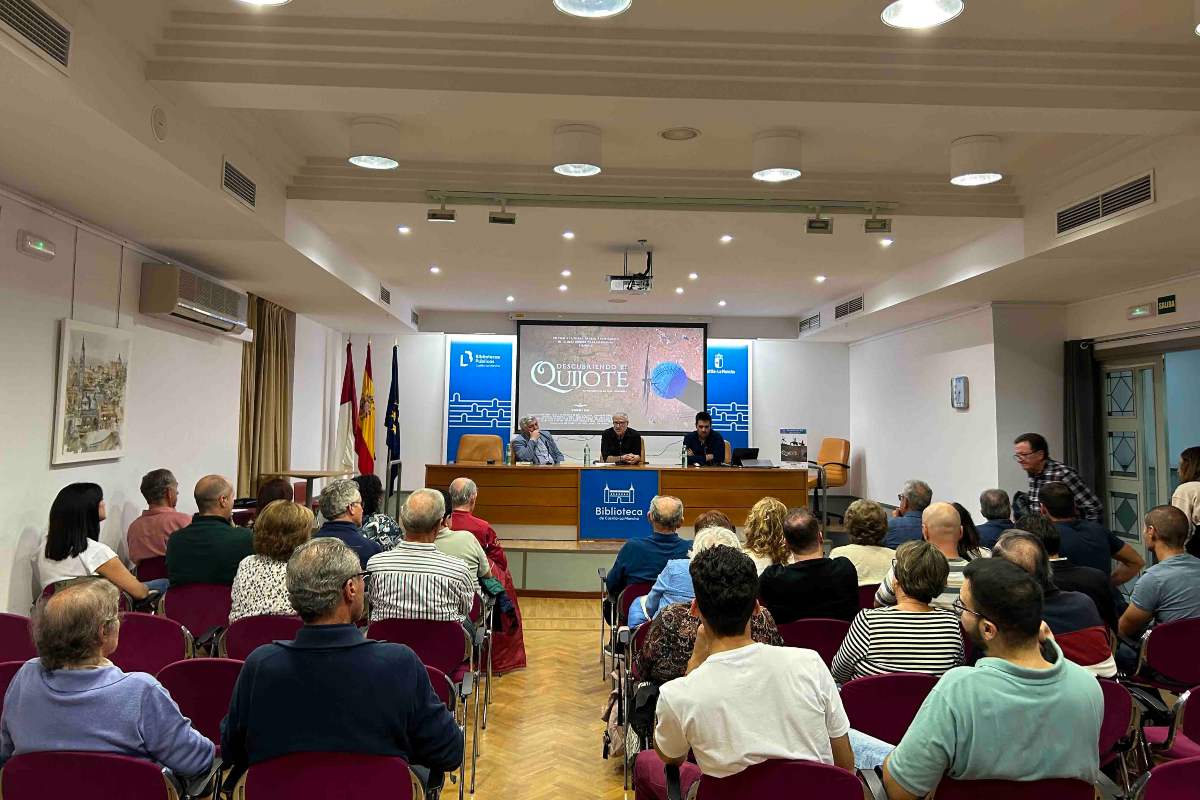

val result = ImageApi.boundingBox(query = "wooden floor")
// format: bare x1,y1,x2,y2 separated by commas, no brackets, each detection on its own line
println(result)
470,597,627,799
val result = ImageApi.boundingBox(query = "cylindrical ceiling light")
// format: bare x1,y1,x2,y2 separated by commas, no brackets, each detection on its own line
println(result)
949,135,1003,186
880,0,965,29
348,117,401,170
1194,0,1200,36
552,124,602,177
237,0,292,5
553,0,632,19
752,129,803,183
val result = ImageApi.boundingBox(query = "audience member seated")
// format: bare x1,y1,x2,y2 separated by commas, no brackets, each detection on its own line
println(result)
1017,513,1119,631
166,475,254,587
880,558,1103,800
741,496,790,575
126,468,191,567
353,474,403,551
221,538,463,792
993,531,1115,677
229,500,313,623
976,489,1015,548
952,502,990,561
876,502,984,611
244,478,294,529
693,510,735,538
1118,505,1200,642
1170,446,1200,557
627,527,741,628
1014,432,1103,522
1,578,214,793
633,547,854,800
759,508,858,624
37,483,155,602
636,603,782,687
511,415,565,465
434,489,492,582
829,499,894,585
885,480,932,549
604,495,691,601
366,489,474,625
832,540,963,684
313,479,381,570
1039,481,1144,584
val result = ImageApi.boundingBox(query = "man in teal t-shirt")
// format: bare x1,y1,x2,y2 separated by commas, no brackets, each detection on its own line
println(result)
881,558,1102,800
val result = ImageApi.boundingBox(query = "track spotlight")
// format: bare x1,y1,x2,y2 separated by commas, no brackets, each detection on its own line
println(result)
427,201,456,223
806,215,833,234
752,130,803,182
552,124,602,177
950,135,1003,186
348,117,401,170
488,200,516,225
864,218,892,234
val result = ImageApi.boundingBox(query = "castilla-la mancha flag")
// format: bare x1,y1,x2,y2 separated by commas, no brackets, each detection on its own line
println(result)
357,342,376,475
335,341,359,472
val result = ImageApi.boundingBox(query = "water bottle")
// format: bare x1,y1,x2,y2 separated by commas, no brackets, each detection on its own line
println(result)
680,443,688,468
583,442,591,465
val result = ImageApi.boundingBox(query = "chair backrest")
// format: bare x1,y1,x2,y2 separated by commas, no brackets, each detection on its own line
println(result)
1098,677,1135,759
134,556,168,582
162,583,233,637
857,583,880,610
618,582,654,623
222,615,303,660
816,438,851,487
0,612,36,662
723,440,732,465
776,618,852,667
425,664,453,708
242,751,414,799
1139,756,1200,800
933,777,1095,799
1143,618,1200,690
0,660,27,722
231,508,255,527
840,673,940,745
366,619,466,676
456,434,503,464
38,583,131,611
156,658,244,744
696,759,862,800
1,751,176,799
629,622,654,682
109,613,192,675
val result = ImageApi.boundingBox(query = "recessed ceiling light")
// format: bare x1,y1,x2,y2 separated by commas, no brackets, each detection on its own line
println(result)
675,287,684,295
397,225,411,235
561,269,572,277
562,230,575,240
688,272,699,281
429,266,441,274
752,129,803,183
719,234,734,244
237,0,292,5
718,300,727,307
815,275,827,283
552,124,602,177
659,127,701,141
880,237,895,247
950,135,1003,186
348,155,399,170
348,117,401,170
506,295,515,303
880,0,964,29
558,284,569,292
553,0,632,18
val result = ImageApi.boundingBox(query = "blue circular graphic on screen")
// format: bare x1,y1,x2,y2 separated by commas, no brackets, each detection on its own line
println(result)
650,362,688,399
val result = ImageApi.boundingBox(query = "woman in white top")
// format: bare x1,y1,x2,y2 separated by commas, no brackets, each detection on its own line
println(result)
36,483,151,602
741,496,791,575
1172,447,1200,556
229,500,313,623
829,499,894,586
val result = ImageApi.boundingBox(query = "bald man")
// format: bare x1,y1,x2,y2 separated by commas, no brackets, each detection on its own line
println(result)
876,501,987,611
166,474,254,587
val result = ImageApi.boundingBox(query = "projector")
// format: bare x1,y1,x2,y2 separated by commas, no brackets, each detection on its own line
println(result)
609,275,652,293
488,211,517,225
427,208,457,223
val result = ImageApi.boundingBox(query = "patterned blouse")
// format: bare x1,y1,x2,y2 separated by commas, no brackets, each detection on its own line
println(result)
362,513,404,551
229,555,294,623
634,602,784,686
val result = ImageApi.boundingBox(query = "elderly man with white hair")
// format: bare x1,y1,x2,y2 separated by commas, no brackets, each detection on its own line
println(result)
604,495,692,600
602,412,643,465
510,415,565,465
627,526,742,627
314,478,381,569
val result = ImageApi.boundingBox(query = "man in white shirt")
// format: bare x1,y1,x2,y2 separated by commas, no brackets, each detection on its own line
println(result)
633,546,854,800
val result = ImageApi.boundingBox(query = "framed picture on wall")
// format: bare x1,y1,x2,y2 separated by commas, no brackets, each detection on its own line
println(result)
51,319,133,464
951,375,969,410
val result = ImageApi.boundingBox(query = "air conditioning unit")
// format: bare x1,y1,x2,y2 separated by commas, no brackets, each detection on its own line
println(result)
140,263,248,334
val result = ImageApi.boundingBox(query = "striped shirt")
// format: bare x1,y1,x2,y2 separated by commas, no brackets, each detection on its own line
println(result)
831,607,965,684
366,541,475,623
874,548,991,611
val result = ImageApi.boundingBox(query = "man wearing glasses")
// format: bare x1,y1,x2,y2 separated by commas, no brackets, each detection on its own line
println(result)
601,412,643,464
1013,432,1103,523
880,558,1103,799
313,478,381,569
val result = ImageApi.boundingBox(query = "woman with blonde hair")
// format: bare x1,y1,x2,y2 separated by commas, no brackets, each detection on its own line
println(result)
830,499,895,585
742,496,790,574
627,526,742,628
229,500,313,622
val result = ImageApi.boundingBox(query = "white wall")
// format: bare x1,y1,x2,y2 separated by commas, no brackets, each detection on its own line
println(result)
1066,271,1200,341
849,307,1000,515
290,313,336,473
1165,349,1200,470
0,196,242,611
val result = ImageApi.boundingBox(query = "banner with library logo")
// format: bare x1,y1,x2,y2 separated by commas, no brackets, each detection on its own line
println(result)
444,335,515,463
578,468,660,540
706,340,751,452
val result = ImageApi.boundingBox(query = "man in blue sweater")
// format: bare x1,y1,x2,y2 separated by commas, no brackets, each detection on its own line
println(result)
885,479,932,549
605,495,692,601
221,537,463,790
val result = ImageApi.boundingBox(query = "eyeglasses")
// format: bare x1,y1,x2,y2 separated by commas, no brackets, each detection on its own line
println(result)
344,570,368,584
1012,451,1040,462
951,598,991,626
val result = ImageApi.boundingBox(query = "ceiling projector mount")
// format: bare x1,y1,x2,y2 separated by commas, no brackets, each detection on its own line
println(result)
610,239,653,294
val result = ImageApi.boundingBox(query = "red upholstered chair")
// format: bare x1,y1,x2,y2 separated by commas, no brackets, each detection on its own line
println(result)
840,672,939,746
156,658,244,753
857,584,880,610
1128,618,1200,693
0,612,36,662
932,777,1096,799
219,615,303,660
162,583,233,644
1135,755,1200,800
776,618,852,668
39,582,132,611
1098,677,1140,794
664,759,863,800
1145,687,1200,762
598,572,655,679
426,664,467,800
109,613,193,675
236,752,417,800
134,556,168,582
1,751,182,799
0,660,27,722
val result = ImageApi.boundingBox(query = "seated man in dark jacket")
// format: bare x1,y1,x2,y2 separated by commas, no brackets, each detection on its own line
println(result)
221,538,463,790
759,508,858,624
166,474,253,586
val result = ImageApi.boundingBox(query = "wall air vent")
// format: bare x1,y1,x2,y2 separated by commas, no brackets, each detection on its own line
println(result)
410,310,420,327
0,0,71,71
379,285,391,305
1056,172,1153,236
222,159,256,210
798,313,821,335
834,296,864,320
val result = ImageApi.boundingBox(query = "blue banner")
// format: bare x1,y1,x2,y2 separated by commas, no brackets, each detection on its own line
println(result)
446,338,514,462
707,342,750,451
578,468,660,540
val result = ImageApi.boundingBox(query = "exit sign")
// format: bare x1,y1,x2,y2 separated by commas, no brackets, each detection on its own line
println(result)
1158,294,1177,315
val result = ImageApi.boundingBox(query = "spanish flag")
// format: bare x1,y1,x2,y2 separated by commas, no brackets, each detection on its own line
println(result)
357,341,376,476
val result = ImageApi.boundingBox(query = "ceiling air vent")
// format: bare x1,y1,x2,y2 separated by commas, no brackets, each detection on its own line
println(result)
1056,172,1153,236
410,310,420,327
0,0,71,72
834,295,864,320
379,285,391,305
222,159,256,210
798,313,821,335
